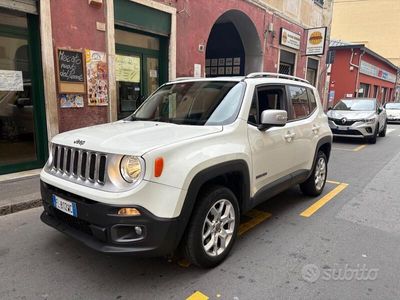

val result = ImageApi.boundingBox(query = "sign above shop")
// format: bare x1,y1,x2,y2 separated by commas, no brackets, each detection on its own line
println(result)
360,60,397,83
306,27,327,56
56,48,86,94
280,28,301,50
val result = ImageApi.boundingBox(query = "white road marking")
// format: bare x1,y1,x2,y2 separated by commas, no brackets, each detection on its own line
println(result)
386,128,395,134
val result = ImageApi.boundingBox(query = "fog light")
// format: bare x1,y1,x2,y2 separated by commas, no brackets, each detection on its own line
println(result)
134,226,143,236
117,208,141,216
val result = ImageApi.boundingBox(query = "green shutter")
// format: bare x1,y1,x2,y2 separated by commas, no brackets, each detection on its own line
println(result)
114,0,171,36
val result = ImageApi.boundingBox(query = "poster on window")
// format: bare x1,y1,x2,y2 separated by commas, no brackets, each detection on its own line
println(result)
85,49,108,106
115,55,140,83
0,70,23,91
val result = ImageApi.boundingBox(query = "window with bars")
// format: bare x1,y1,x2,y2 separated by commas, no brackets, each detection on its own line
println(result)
314,0,324,7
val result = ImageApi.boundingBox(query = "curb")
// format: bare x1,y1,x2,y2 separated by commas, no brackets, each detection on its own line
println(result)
0,199,42,216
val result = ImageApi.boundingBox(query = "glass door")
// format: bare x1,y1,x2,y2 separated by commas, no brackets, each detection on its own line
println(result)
0,8,47,174
115,27,164,120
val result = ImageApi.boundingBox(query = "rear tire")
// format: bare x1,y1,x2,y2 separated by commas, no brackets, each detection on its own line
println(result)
300,151,327,197
183,185,240,268
379,121,387,137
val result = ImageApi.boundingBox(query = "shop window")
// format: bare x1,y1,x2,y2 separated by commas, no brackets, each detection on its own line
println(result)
314,0,324,7
382,87,388,102
279,50,296,76
115,28,163,119
358,83,370,98
306,58,319,87
373,85,379,98
288,85,311,120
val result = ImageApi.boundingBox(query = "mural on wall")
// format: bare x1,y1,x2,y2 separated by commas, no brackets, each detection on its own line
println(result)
85,49,108,106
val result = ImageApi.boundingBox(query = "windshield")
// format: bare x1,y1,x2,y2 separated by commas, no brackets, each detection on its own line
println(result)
333,99,376,111
385,103,400,110
130,81,245,125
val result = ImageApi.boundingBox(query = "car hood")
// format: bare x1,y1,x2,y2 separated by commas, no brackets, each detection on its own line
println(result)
52,121,223,156
327,110,375,120
386,109,400,117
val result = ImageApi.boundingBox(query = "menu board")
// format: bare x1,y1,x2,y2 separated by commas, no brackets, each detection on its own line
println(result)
56,48,85,94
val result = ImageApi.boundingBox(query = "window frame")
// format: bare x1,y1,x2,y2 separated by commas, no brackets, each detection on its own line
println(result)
286,85,318,122
247,84,289,127
314,0,324,8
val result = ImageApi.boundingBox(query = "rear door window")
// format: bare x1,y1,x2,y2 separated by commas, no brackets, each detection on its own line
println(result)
288,85,311,120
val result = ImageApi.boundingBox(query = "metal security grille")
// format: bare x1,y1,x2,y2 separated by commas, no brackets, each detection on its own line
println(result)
279,63,293,75
51,145,107,184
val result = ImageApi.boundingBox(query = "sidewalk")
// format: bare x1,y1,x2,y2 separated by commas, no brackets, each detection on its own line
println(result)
0,171,41,216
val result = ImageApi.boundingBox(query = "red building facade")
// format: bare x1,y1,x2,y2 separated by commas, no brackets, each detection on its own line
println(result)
328,44,399,106
0,0,332,175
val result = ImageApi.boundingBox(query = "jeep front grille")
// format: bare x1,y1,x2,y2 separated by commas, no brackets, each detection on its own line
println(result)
51,144,107,185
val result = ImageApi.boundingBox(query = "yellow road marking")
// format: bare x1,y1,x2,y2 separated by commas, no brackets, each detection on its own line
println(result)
186,291,209,300
333,144,367,152
177,258,191,268
300,183,349,218
352,144,367,152
238,209,272,236
326,180,341,185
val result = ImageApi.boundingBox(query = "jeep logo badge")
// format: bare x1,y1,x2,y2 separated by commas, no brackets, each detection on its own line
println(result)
74,139,85,146
341,118,347,125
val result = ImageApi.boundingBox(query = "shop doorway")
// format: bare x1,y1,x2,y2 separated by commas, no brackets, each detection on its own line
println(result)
115,27,168,119
205,10,262,77
0,7,47,175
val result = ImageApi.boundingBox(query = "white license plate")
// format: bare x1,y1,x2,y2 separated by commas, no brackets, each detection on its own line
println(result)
52,195,77,217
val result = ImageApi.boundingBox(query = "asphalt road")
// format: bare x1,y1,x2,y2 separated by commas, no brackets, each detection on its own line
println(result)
2,125,400,300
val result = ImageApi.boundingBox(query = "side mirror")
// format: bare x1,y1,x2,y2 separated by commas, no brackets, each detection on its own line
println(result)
328,106,333,111
377,107,383,114
258,109,287,131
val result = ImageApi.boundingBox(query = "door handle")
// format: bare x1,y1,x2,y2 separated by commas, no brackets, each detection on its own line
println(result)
312,124,320,134
284,132,296,142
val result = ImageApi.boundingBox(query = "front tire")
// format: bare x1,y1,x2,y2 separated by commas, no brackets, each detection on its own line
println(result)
379,121,387,137
367,125,378,144
183,185,240,268
300,151,328,197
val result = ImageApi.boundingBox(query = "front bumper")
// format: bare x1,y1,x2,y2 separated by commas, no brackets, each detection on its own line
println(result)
387,117,400,123
328,120,376,138
40,180,182,256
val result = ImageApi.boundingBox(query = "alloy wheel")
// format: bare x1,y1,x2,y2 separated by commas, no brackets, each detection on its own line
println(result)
201,199,236,257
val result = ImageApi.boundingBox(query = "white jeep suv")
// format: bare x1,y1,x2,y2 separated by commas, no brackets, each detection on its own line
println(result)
40,73,332,268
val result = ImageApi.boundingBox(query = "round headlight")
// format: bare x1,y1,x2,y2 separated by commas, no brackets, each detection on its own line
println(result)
120,156,143,183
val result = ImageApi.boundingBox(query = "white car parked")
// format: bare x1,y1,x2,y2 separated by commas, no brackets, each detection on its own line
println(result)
40,73,332,268
385,102,400,123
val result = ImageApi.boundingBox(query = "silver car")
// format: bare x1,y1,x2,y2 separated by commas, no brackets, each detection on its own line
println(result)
326,98,387,144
